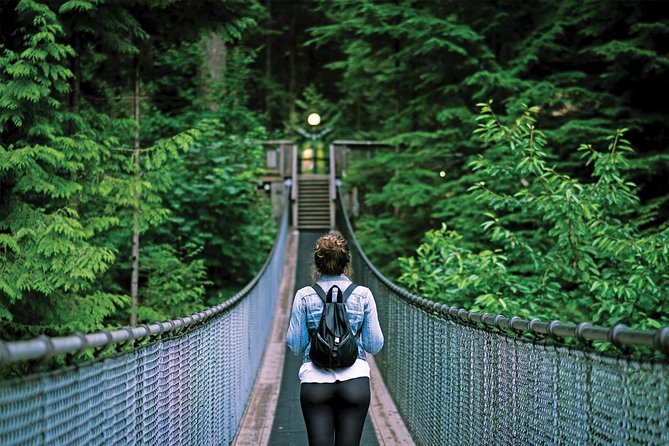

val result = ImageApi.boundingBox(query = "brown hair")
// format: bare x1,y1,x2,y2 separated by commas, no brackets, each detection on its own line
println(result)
312,231,352,280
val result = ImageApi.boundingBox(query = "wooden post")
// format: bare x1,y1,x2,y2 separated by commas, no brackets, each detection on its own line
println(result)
291,144,298,228
329,144,336,230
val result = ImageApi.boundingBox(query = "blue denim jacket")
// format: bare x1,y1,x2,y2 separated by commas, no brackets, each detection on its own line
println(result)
286,274,384,363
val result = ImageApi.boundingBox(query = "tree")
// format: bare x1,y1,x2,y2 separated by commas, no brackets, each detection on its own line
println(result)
399,104,669,333
0,0,272,339
304,0,669,278
0,0,126,333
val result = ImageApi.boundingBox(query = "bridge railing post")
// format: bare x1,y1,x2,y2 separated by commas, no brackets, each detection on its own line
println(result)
291,143,298,228
329,143,336,230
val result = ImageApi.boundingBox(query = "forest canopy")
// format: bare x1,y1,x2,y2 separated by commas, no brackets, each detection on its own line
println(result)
1,0,668,345
0,0,274,342
242,0,669,333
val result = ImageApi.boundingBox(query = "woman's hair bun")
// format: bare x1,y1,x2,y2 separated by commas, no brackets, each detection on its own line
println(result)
314,231,351,276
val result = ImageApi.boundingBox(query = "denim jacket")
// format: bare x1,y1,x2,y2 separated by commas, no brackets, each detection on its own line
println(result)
286,274,384,364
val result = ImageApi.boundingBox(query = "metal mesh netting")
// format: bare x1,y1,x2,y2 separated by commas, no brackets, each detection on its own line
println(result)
339,202,669,446
0,210,288,446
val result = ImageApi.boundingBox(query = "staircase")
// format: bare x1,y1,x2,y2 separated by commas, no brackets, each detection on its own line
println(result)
297,175,331,230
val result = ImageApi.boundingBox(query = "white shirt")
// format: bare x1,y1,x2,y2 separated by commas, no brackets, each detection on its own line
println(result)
298,358,370,383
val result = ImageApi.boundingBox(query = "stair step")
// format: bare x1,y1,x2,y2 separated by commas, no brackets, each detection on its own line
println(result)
299,220,330,225
298,209,328,214
298,206,330,210
297,176,331,229
298,218,330,222
299,204,329,208
299,214,329,218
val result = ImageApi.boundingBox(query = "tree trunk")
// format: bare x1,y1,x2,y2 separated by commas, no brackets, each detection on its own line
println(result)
130,55,141,327
393,0,401,122
200,31,226,112
288,0,297,123
265,0,272,118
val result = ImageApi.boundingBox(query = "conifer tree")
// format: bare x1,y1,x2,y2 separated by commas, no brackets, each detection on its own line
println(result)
0,0,126,332
1,0,269,338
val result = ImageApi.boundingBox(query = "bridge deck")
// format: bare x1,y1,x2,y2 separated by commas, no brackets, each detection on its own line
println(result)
234,230,413,446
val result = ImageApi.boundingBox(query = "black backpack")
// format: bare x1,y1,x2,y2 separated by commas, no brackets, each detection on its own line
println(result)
309,283,359,369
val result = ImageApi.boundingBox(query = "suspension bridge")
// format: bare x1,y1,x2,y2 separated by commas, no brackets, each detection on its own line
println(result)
0,141,668,446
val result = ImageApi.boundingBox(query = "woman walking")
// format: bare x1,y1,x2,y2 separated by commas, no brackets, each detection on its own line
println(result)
286,231,384,446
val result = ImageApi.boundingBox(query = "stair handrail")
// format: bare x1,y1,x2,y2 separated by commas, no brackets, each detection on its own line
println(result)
291,143,298,226
329,144,336,229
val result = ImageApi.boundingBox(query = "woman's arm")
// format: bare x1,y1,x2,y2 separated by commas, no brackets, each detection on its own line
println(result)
286,291,309,355
360,288,384,355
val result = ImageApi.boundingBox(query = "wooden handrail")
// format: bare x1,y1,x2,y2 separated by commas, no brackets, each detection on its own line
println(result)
291,144,298,202
329,144,336,200
332,140,390,146
291,144,298,227
329,144,336,229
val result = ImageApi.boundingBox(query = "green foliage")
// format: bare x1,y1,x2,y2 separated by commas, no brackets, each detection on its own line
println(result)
0,1,126,331
398,225,513,312
345,148,445,276
100,127,200,236
0,0,75,133
1,0,274,343
399,104,669,331
136,244,209,323
143,28,275,294
161,119,275,290
302,0,669,283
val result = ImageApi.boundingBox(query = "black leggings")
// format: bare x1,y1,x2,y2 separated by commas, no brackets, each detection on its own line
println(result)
300,377,371,446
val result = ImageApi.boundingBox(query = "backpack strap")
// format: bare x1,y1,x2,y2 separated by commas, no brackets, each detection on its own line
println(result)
311,283,358,303
343,283,360,336
311,282,361,337
342,283,358,301
311,283,327,302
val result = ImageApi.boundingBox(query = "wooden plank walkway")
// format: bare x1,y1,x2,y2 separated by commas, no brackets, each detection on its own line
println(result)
234,230,414,446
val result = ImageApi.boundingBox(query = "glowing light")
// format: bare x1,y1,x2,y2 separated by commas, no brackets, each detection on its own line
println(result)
439,171,446,177
307,113,321,126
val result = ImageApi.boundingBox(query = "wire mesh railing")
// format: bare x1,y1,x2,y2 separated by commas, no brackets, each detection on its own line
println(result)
0,201,289,446
337,191,669,446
